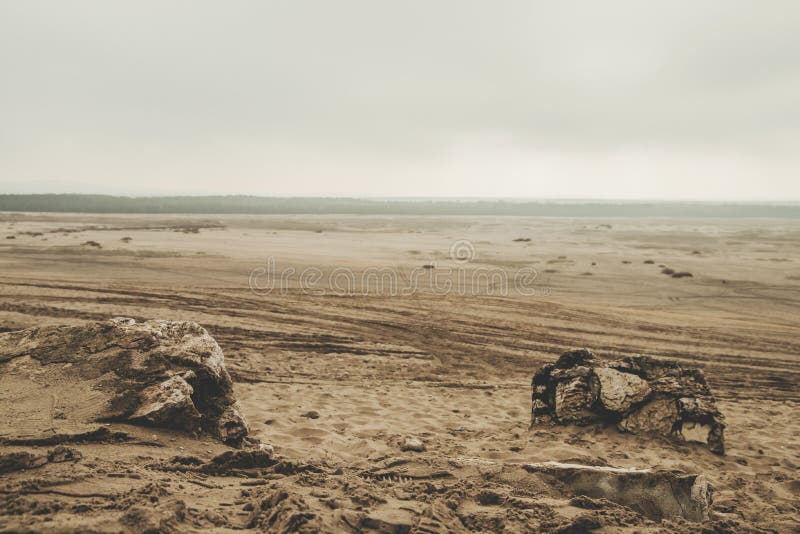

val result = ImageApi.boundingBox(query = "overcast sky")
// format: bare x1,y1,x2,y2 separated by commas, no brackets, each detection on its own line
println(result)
1,1,798,199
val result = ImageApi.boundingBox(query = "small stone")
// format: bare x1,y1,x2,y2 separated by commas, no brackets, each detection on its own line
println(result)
47,446,82,463
400,436,426,452
595,367,651,412
302,410,320,419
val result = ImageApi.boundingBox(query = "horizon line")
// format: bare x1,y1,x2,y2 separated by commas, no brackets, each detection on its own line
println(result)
1,192,799,205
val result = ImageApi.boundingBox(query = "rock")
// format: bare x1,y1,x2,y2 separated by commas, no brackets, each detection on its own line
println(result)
524,461,713,522
532,349,725,454
131,374,202,432
594,367,650,412
301,410,320,419
400,436,426,452
216,403,250,443
617,397,678,435
0,318,249,445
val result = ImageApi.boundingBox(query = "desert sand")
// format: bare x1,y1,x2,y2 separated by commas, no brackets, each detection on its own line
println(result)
0,212,798,532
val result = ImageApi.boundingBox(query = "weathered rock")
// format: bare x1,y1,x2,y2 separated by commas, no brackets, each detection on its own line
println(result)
532,349,725,454
131,373,201,432
524,461,713,522
0,318,249,445
617,397,678,435
552,366,597,423
400,436,426,452
595,367,651,412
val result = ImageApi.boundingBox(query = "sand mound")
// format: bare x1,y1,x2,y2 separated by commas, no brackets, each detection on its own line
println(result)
532,349,725,454
0,318,249,445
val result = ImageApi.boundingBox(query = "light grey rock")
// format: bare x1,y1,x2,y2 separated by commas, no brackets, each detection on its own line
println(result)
595,367,651,412
0,318,250,445
524,461,713,522
400,436,426,452
132,374,201,432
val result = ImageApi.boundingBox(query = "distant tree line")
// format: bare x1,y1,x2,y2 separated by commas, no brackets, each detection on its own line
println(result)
0,194,798,218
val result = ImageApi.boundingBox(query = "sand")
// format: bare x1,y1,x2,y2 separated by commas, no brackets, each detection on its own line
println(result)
0,213,798,532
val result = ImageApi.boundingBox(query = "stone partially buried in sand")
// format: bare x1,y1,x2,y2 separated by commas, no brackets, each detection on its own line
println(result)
523,461,713,522
531,349,725,454
400,436,426,452
0,318,249,445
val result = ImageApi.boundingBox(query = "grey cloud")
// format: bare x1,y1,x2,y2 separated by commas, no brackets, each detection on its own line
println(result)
0,1,798,197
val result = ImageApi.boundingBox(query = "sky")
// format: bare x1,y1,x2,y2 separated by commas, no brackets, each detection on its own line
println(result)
1,1,799,200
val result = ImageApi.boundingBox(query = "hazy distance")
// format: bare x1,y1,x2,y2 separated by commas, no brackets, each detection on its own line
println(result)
1,1,799,200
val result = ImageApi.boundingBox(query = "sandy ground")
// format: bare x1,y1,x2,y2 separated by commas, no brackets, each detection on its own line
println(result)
0,213,798,532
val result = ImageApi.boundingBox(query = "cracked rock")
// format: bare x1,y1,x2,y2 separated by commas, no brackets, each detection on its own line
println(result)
532,349,725,454
0,318,250,445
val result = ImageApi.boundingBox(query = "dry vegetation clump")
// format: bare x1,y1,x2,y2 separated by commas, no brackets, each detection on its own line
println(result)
643,259,655,264
512,237,532,242
659,266,693,278
81,240,102,248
